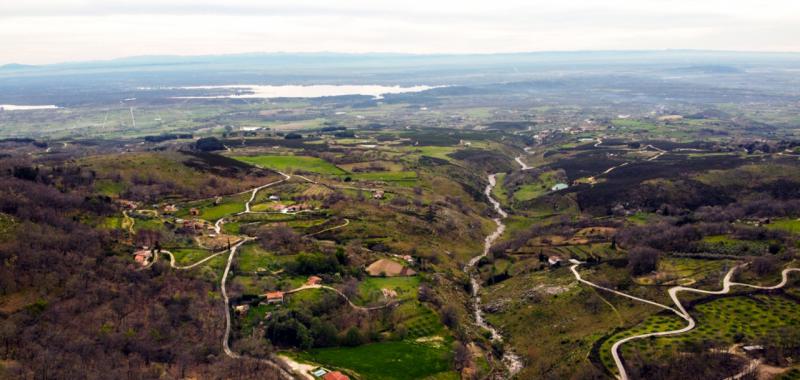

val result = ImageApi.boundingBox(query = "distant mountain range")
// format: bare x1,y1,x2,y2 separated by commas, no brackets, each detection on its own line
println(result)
5,50,800,73
0,63,37,71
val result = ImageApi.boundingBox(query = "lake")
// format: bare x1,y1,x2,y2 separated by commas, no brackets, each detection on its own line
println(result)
0,104,59,111
172,84,438,99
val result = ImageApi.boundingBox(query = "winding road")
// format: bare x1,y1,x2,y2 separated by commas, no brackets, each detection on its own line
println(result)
570,262,800,380
285,284,391,311
304,218,350,237
137,170,367,379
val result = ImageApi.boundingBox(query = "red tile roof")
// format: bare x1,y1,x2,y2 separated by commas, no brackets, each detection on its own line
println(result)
323,371,349,380
265,291,284,300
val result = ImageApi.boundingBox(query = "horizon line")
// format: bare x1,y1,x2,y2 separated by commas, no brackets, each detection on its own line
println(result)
5,48,800,68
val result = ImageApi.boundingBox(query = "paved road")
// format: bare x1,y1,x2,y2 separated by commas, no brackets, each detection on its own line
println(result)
305,218,350,237
137,175,299,378
571,262,800,380
286,284,390,311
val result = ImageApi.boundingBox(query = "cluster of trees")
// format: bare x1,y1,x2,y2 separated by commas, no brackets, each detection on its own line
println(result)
627,351,750,380
144,133,193,143
0,158,280,379
287,253,343,275
194,137,226,151
617,219,791,256
255,225,307,255
260,292,388,350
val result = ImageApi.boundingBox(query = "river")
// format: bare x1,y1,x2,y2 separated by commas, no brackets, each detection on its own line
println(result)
464,174,523,376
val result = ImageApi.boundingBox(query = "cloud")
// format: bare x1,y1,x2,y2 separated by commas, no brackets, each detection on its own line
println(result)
1,0,798,64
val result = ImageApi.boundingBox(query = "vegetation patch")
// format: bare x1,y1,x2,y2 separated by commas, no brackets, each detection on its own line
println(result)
233,155,346,175
297,340,455,380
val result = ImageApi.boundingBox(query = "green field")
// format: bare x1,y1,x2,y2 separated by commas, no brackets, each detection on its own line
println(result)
233,155,346,175
344,171,418,185
170,248,215,265
492,173,508,203
767,218,800,234
357,276,420,305
297,340,455,380
235,244,289,272
512,170,560,201
177,192,250,221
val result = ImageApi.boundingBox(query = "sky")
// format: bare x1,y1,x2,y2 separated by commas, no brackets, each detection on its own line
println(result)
2,0,800,65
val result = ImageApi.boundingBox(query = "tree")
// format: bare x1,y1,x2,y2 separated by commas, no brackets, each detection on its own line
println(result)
627,247,660,276
440,305,458,329
453,341,470,371
194,137,226,151
257,225,304,255
342,327,363,347
752,256,777,277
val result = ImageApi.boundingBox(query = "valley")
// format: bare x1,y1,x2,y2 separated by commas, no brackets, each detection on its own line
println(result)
2,52,800,380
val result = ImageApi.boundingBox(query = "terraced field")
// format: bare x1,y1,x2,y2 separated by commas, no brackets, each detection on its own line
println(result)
600,294,800,375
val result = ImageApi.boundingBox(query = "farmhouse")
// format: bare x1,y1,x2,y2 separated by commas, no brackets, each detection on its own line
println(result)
162,204,178,213
282,203,311,213
323,371,350,380
366,259,416,277
117,199,139,210
373,189,385,199
306,276,322,286
265,291,285,304
268,195,280,201
234,305,249,315
133,250,152,265
548,256,563,266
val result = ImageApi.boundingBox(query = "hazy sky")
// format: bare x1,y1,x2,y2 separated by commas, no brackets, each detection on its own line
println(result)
2,0,800,64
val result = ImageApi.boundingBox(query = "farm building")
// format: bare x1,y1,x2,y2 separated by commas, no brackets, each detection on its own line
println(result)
373,190,385,199
133,250,152,266
323,371,350,380
381,288,398,298
548,256,563,266
265,291,285,304
117,199,139,210
366,259,416,277
306,276,322,286
282,203,311,213
551,183,568,191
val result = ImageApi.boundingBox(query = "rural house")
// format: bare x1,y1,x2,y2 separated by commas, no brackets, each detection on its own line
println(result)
323,371,350,380
548,256,563,267
265,291,285,304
